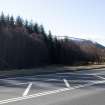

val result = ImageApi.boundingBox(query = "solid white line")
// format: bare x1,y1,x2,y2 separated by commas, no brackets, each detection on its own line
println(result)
0,88,70,105
63,79,70,88
0,80,105,104
23,82,32,96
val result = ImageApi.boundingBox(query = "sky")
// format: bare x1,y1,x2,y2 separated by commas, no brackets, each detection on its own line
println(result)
0,0,105,45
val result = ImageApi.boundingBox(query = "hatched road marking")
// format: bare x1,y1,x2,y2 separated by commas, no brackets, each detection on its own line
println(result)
23,82,32,96
0,69,105,104
63,79,70,88
95,75,105,80
0,80,105,104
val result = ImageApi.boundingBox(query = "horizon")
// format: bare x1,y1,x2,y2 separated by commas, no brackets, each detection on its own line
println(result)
0,0,105,45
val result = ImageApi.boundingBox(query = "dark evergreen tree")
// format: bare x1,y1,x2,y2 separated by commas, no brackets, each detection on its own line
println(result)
5,14,10,26
39,25,48,43
9,16,15,27
24,20,28,29
0,12,6,27
27,21,34,33
33,23,40,34
48,30,53,43
16,16,23,27
47,30,54,63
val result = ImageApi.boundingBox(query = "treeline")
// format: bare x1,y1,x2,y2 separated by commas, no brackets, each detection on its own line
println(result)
0,12,104,69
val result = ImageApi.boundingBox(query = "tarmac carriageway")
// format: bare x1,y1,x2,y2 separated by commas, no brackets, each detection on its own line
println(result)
0,68,105,104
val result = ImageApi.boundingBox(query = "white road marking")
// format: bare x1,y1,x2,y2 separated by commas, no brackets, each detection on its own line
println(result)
0,72,103,81
0,79,29,85
0,80,105,104
92,71,105,75
0,72,96,80
95,75,105,80
63,79,70,88
23,82,32,96
16,82,29,85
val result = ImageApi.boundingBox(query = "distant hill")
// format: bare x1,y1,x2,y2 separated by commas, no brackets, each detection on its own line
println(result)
56,36,105,64
94,42,105,49
71,38,105,49
71,38,105,59
57,36,105,49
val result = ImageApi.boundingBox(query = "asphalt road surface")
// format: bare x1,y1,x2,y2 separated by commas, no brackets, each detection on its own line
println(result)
0,68,105,105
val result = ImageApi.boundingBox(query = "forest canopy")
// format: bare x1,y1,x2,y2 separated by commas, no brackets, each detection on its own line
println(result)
0,12,104,69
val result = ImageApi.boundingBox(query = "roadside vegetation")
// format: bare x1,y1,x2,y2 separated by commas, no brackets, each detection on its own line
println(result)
0,12,105,69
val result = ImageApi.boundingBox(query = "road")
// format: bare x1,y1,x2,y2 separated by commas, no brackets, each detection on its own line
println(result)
0,68,105,104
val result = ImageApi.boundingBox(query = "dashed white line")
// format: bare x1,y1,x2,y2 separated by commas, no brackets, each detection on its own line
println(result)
63,79,70,88
23,82,32,96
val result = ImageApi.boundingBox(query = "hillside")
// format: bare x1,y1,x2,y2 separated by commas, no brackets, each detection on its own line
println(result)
0,13,104,69
56,36,105,64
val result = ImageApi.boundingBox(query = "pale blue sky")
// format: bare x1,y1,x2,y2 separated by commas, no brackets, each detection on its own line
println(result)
0,0,105,45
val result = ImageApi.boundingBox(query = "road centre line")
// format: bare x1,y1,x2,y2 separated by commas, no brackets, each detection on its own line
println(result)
63,79,70,88
23,82,32,96
0,80,105,104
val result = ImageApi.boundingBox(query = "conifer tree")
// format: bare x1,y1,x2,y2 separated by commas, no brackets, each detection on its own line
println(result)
39,25,48,43
0,12,6,26
28,21,34,33
24,20,28,29
5,14,10,27
33,23,39,34
9,16,15,27
16,16,23,27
